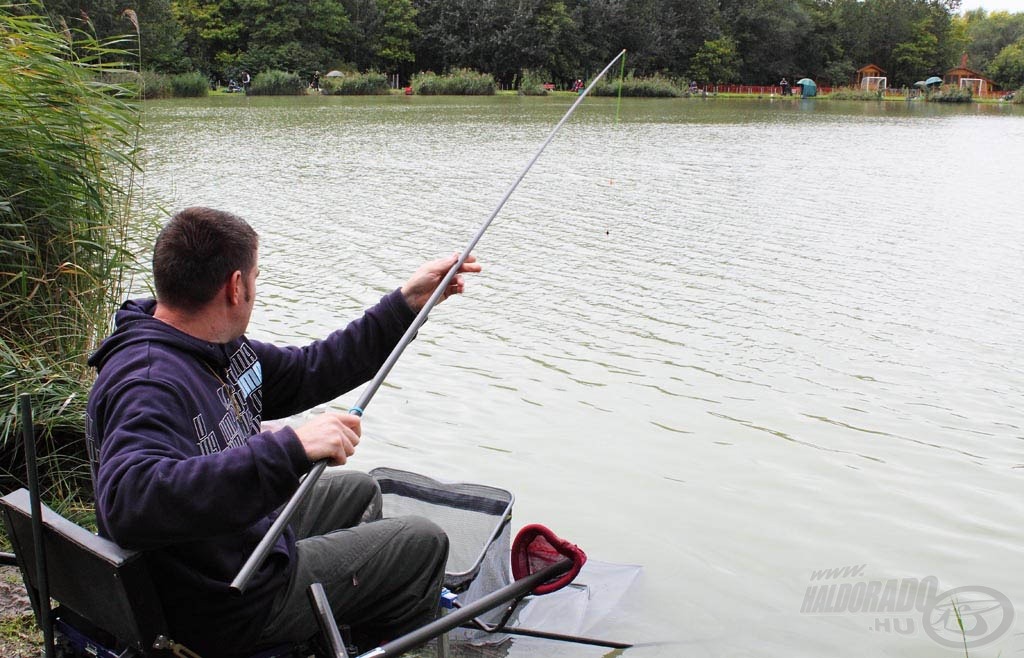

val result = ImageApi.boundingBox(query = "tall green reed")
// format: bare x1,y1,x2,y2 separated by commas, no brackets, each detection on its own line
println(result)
0,2,142,507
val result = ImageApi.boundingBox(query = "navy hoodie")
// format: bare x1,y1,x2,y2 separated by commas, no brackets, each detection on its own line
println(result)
86,290,416,656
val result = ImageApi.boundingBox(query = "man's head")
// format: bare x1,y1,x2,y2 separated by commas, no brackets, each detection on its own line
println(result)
153,207,259,314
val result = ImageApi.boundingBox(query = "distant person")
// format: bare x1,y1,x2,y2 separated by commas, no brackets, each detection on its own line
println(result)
242,70,252,92
689,80,698,93
571,78,583,93
779,77,790,96
310,70,320,91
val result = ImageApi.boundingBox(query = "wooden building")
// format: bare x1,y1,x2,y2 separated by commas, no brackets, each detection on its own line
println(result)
855,64,886,86
944,54,997,94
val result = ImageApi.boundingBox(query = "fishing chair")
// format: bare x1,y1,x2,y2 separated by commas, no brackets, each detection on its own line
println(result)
0,487,329,658
0,394,319,658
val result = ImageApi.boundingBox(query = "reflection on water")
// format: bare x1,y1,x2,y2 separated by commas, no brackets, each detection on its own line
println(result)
141,96,1024,657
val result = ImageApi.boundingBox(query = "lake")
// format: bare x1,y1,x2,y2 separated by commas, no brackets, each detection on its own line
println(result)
139,93,1024,657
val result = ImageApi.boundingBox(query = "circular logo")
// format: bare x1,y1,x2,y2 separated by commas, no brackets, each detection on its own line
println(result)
923,586,1014,649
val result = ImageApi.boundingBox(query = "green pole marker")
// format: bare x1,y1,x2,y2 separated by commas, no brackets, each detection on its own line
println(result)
615,51,627,123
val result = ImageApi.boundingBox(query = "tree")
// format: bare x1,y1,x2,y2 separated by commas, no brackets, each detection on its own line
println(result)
987,38,1024,89
688,36,740,84
375,0,418,72
43,0,186,71
719,0,813,83
236,0,352,76
961,9,1024,72
892,18,940,83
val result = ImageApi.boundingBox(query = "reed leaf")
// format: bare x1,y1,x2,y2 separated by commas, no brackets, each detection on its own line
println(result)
0,2,142,504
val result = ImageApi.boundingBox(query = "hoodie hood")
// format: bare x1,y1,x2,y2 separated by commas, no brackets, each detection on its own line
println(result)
89,298,231,372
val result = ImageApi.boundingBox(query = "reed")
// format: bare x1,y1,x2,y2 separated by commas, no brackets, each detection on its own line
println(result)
0,4,142,503
249,69,307,96
828,87,886,100
927,86,973,103
411,69,496,95
321,71,390,95
169,71,210,98
591,73,680,98
517,69,550,96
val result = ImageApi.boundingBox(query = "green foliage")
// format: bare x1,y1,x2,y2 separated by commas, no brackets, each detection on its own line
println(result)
24,0,1024,89
518,68,550,96
320,71,391,95
249,69,307,95
0,4,142,502
411,69,496,95
1013,86,1024,103
140,69,172,98
828,86,886,100
987,38,1024,90
927,85,973,102
592,74,681,98
169,71,209,97
961,8,1024,73
689,37,741,85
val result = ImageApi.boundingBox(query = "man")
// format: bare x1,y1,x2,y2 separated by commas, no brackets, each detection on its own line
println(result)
86,206,481,656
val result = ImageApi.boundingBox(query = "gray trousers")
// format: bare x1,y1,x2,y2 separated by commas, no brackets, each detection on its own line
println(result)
256,469,449,652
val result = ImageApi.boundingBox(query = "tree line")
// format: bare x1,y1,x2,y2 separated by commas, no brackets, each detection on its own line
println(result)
39,0,1024,90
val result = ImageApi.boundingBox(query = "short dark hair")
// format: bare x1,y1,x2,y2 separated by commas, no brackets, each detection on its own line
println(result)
153,207,259,311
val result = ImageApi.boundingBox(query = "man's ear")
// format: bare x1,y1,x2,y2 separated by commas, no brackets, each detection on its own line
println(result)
226,270,243,306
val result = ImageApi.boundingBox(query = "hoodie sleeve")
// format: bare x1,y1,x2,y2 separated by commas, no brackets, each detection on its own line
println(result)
93,377,309,549
254,288,416,420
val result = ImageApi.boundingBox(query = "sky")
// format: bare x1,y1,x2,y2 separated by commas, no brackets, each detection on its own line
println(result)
959,0,1024,13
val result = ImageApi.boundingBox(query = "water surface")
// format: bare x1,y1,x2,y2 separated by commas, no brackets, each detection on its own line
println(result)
140,95,1024,657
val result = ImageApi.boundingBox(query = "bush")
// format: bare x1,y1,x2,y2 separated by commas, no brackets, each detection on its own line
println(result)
591,74,680,98
140,70,172,99
249,69,306,96
169,71,209,98
1012,87,1024,104
321,71,390,95
927,86,973,103
518,69,550,96
828,87,885,100
411,69,496,95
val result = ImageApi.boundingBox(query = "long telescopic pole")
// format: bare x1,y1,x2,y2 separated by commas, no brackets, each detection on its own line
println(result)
232,49,627,594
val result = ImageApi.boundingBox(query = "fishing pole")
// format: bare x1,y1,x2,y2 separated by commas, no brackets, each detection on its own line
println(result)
232,48,628,594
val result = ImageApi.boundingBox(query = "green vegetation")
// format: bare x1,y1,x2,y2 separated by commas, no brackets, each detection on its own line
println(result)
321,71,391,95
828,87,886,100
0,5,142,505
928,86,974,102
592,74,681,98
33,0,1024,93
518,69,550,96
249,69,307,96
411,69,496,95
169,71,210,97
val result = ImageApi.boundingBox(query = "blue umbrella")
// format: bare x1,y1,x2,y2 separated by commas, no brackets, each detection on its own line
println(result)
925,76,943,86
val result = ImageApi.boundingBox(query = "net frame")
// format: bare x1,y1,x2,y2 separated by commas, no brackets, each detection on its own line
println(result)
860,76,887,91
369,467,514,593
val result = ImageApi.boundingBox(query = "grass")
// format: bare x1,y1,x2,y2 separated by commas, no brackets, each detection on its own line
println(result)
0,2,143,517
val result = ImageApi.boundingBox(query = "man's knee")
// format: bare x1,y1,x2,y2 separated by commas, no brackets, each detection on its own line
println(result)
397,516,449,571
322,469,382,523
